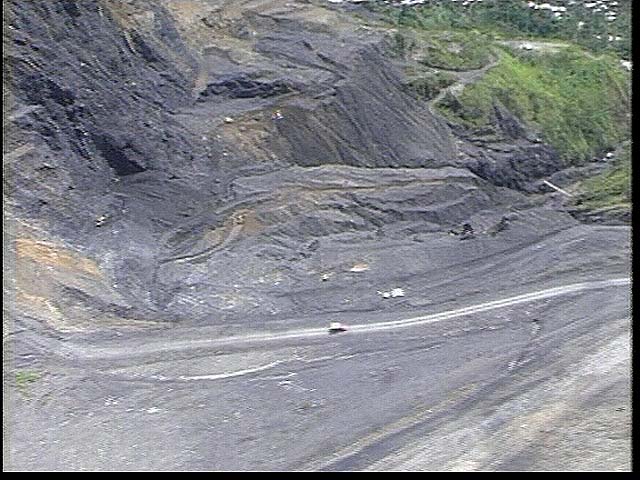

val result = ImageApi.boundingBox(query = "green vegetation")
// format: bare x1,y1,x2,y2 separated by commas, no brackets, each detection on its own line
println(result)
15,370,42,396
419,30,492,70
391,29,494,70
368,0,631,59
364,0,631,207
576,145,631,209
406,70,457,100
389,28,495,103
436,47,630,164
374,1,631,163
420,30,493,70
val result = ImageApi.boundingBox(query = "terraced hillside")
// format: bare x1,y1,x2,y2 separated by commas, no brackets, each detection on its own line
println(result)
3,0,631,471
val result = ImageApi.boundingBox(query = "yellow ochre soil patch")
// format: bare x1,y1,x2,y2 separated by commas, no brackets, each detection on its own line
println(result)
15,238,101,277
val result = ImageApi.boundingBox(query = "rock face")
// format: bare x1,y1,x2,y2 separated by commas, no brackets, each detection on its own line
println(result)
4,0,575,330
5,1,210,226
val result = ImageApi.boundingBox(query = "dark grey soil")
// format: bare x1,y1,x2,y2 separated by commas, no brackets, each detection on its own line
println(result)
3,0,631,471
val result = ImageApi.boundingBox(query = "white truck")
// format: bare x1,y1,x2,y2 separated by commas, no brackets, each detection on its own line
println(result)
328,322,348,334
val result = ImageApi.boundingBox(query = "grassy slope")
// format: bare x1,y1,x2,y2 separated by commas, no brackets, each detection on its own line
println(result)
436,47,630,164
364,1,631,201
576,145,631,209
372,0,631,59
390,28,494,100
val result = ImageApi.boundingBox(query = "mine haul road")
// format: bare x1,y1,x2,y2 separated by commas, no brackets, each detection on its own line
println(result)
7,276,631,471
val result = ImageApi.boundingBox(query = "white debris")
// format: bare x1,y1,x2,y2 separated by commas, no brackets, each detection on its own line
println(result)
620,60,632,71
95,214,108,227
321,273,332,281
542,180,573,197
379,288,405,299
272,109,284,120
606,152,615,158
349,263,369,272
146,407,161,414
